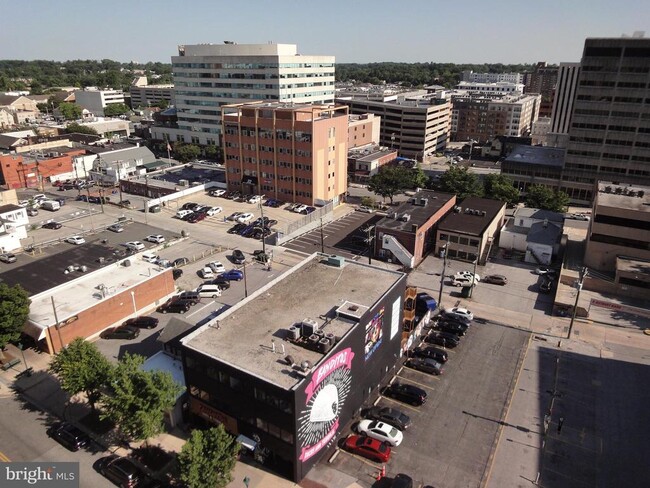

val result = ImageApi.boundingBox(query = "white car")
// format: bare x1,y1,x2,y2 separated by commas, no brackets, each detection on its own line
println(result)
450,276,473,287
125,241,145,251
209,189,227,197
236,212,254,223
443,307,474,321
145,235,165,244
206,206,223,216
176,209,193,219
108,224,124,233
199,267,215,279
454,271,480,282
356,420,403,447
294,204,308,213
357,205,375,213
207,261,226,273
65,235,85,245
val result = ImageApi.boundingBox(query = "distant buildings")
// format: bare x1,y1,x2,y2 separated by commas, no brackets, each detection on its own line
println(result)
152,43,335,147
547,62,581,148
129,76,175,108
524,62,558,118
456,81,524,95
73,87,126,116
501,145,565,194
462,71,524,84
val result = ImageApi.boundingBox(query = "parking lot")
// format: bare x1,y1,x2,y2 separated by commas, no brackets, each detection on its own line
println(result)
326,320,530,488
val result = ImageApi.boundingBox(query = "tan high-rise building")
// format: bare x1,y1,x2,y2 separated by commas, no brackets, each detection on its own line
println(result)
222,102,348,206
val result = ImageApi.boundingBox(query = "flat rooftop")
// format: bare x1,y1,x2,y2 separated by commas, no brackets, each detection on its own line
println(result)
596,182,650,212
182,254,404,390
377,190,455,231
503,145,565,168
438,197,505,236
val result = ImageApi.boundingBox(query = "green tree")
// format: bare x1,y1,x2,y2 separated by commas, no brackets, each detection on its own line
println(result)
174,143,201,163
103,103,130,117
438,166,484,199
49,338,112,411
153,99,169,109
204,144,222,161
409,164,428,189
483,173,520,206
101,353,182,443
0,284,31,357
65,122,98,135
368,165,413,204
525,185,570,212
58,102,82,120
178,425,240,488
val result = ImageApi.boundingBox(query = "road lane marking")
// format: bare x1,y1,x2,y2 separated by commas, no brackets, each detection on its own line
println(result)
378,396,421,412
187,302,215,319
393,374,438,391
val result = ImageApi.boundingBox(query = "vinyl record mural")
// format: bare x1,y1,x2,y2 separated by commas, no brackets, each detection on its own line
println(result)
297,348,354,462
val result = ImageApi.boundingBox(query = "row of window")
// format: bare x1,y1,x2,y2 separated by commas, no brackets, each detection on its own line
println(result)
175,62,334,69
439,234,480,246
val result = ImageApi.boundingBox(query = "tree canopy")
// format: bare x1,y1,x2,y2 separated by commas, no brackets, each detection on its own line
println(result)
103,103,130,117
101,352,182,442
58,102,82,120
525,185,570,212
65,122,98,135
49,338,112,410
437,166,484,199
0,284,30,351
368,165,414,204
174,143,201,163
178,425,240,488
483,173,520,206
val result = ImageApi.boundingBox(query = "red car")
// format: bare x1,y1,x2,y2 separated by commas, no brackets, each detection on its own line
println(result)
344,434,391,463
187,212,207,223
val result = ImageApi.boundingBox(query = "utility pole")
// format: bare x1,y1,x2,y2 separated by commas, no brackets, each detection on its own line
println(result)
50,296,65,352
568,267,587,339
259,201,266,257
320,218,325,254
468,257,478,298
437,244,448,308
243,261,248,298
363,225,375,264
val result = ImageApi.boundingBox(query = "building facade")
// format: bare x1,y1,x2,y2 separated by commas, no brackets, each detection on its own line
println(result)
456,81,525,95
524,62,558,118
347,146,397,183
180,254,407,481
501,145,566,195
73,88,126,116
461,71,524,84
152,43,335,146
547,62,581,147
0,149,84,189
129,80,175,108
221,102,348,206
0,203,28,252
347,113,380,149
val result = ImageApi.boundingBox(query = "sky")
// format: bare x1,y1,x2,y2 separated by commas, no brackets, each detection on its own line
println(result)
1,0,648,65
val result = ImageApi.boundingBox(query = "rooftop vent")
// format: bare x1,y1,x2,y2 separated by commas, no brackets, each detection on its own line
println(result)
400,213,411,222
336,300,370,322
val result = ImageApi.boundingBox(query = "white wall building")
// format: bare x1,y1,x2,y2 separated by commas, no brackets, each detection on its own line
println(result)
456,81,525,95
461,71,524,84
152,42,335,146
0,204,28,252
547,62,580,148
74,88,126,116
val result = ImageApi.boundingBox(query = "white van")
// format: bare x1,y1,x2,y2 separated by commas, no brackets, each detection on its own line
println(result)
176,209,193,219
41,200,61,211
196,284,222,298
142,252,160,263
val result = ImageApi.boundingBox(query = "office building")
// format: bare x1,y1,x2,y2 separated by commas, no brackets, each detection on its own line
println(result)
221,102,348,206
130,77,175,108
547,62,580,147
347,113,380,149
461,71,524,84
73,88,125,116
456,81,524,95
152,43,335,147
180,253,407,481
524,62,558,118
561,36,650,203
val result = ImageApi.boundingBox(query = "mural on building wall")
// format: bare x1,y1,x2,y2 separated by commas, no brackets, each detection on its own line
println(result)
364,307,384,361
297,347,353,462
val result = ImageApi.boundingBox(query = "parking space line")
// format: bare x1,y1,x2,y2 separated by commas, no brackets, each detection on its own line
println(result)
336,448,384,468
378,396,421,412
187,302,215,319
393,374,438,391
401,366,441,381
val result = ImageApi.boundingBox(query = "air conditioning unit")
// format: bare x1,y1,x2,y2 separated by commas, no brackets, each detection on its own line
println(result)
308,334,320,344
288,327,300,340
400,213,411,222
318,337,332,354
302,318,319,337
178,179,189,187
123,259,131,267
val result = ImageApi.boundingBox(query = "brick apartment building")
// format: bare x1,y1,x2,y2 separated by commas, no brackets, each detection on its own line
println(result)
0,149,85,189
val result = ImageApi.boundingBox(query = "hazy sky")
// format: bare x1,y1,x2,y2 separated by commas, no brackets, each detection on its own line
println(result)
1,0,648,64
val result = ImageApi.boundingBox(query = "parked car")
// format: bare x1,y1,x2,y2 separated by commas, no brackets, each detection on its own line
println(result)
436,320,468,336
206,206,223,216
172,269,183,280
97,455,145,488
42,221,62,229
145,234,165,244
207,261,226,273
157,300,191,314
173,257,190,267
219,269,244,281
247,195,262,204
293,204,308,213
450,276,473,287
141,252,160,263
483,274,508,285
181,202,198,210
228,223,247,234
108,224,124,233
122,316,159,329
357,205,375,213
199,267,215,279
226,212,244,221
382,382,427,406
406,357,444,375
174,291,201,305
391,474,414,488
356,419,403,447
176,209,194,219
535,267,557,277
187,212,207,223
232,250,246,264
424,332,459,348
412,346,448,363
0,253,17,263
124,242,144,253
539,277,554,294
209,189,227,197
27,207,39,216
65,235,85,245
47,422,91,452
236,212,254,223
443,306,474,321
344,434,391,463
100,325,140,340
362,406,411,430
455,270,481,282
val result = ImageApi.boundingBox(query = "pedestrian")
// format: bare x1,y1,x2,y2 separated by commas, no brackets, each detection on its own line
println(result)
557,417,565,434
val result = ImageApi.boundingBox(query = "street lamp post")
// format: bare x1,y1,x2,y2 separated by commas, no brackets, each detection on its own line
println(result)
468,257,478,298
130,291,137,317
568,267,587,339
437,244,448,308
468,139,477,163
243,261,248,298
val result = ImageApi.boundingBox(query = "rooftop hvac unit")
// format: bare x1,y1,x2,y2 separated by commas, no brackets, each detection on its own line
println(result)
327,255,345,268
318,338,332,354
302,318,319,337
308,334,320,344
284,355,296,366
123,259,131,267
325,333,336,343
288,327,300,340
400,213,411,222
178,179,189,187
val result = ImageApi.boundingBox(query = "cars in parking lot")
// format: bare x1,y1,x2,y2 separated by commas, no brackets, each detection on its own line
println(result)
534,266,557,276
65,235,85,245
47,422,91,451
391,473,414,488
264,198,283,207
122,316,159,329
42,221,62,229
227,212,244,221
293,204,308,213
206,206,223,216
443,306,474,321
209,277,231,290
219,269,244,281
157,300,191,314
356,419,403,447
357,205,375,213
231,250,245,264
100,325,140,340
172,269,183,280
209,189,227,197
145,234,165,244
236,212,254,223
455,270,481,282
97,455,145,488
424,332,460,348
436,320,468,336
247,195,262,204
108,224,124,233
405,357,444,375
412,346,448,363
0,253,17,263
483,274,508,285
228,223,247,234
450,276,473,287
207,261,226,273
199,267,215,279
125,241,145,252
176,209,194,219
187,212,207,223
173,257,190,267
362,406,411,430
343,435,391,463
382,382,427,406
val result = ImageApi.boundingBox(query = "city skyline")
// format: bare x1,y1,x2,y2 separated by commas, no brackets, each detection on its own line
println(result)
0,0,647,64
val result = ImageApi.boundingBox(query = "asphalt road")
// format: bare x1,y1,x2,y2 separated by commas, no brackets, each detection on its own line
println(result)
327,321,530,488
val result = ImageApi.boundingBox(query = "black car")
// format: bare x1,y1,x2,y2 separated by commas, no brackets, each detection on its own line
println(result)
47,422,91,451
228,223,247,234
232,249,246,264
424,332,459,348
157,300,191,314
42,221,62,229
363,406,411,430
172,268,183,280
210,277,231,290
412,346,448,363
181,202,197,210
436,321,468,336
181,212,196,221
98,455,145,488
176,291,201,305
539,277,553,294
483,274,508,285
173,257,190,267
438,312,471,326
406,357,444,375
382,382,427,406
100,325,140,340
391,474,414,488
122,316,159,329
